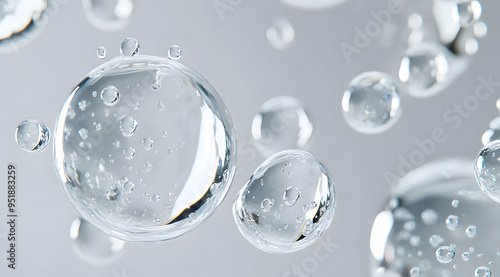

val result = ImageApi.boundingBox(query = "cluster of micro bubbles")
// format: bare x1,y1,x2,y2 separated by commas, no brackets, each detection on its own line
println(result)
53,38,236,242
252,96,313,157
15,119,51,152
341,71,401,134
370,160,496,277
398,0,485,98
233,150,336,253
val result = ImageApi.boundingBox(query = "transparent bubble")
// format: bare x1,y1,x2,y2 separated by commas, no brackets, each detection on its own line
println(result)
54,54,236,242
0,0,48,52
341,71,401,134
466,225,477,238
421,209,439,225
82,0,134,32
120,37,140,57
370,159,500,277
455,0,482,27
97,46,106,59
15,119,50,152
278,0,347,10
101,85,120,106
399,43,450,98
475,266,491,277
436,245,455,263
451,199,459,208
167,45,182,60
69,218,125,265
462,251,471,261
474,140,500,203
481,116,500,146
252,96,313,157
445,215,459,231
410,266,421,277
233,150,335,253
266,18,295,50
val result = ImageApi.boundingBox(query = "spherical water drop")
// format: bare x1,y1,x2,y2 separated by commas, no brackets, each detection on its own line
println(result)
474,141,500,203
120,37,140,57
82,0,133,32
266,18,295,50
475,266,491,277
466,225,477,238
436,245,455,263
410,267,421,277
101,85,120,106
142,137,153,150
233,150,335,253
167,45,182,60
399,44,450,98
123,147,135,160
421,209,439,225
119,116,138,137
451,199,459,208
69,218,125,265
342,71,401,134
481,117,500,146
54,54,236,242
96,46,106,59
15,119,50,152
429,234,445,247
252,96,313,157
445,215,459,231
261,198,275,213
456,0,482,27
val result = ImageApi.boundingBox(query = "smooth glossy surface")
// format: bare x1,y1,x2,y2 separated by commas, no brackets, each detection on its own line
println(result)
233,150,335,254
54,55,236,242
15,119,50,152
474,140,500,203
342,71,401,134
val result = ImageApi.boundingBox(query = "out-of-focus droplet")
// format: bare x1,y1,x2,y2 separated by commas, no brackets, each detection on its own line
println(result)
475,266,491,277
167,45,182,60
410,267,421,277
466,225,477,238
475,140,500,203
462,251,471,261
455,0,482,27
252,96,313,157
445,215,459,231
266,18,295,50
70,217,125,265
481,117,500,146
474,21,488,38
15,119,50,152
342,71,401,134
421,209,439,225
82,0,134,32
451,199,459,208
233,150,336,253
399,43,450,98
429,234,445,247
96,46,106,59
120,37,140,57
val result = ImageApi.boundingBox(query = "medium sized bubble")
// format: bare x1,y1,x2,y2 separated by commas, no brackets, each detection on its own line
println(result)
96,46,106,59
101,85,120,106
474,141,500,203
463,252,471,261
266,18,295,50
120,37,140,57
436,245,455,263
233,150,336,253
410,267,421,277
15,119,50,152
123,147,135,160
167,45,182,60
342,71,401,134
445,215,459,231
475,266,491,277
119,116,138,137
466,225,477,238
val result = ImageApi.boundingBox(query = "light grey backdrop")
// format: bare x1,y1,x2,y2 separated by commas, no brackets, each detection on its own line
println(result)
0,0,498,276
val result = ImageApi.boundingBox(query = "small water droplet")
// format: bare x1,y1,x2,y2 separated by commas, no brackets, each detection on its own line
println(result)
445,215,459,231
451,199,459,208
15,119,51,152
283,186,300,206
123,147,135,160
436,245,455,263
475,266,491,277
120,37,140,56
429,234,445,247
96,46,106,59
78,128,88,140
410,267,421,277
261,198,275,213
119,116,138,137
466,225,477,238
266,18,295,50
101,85,120,106
167,45,182,60
151,194,161,204
142,137,153,151
421,209,439,225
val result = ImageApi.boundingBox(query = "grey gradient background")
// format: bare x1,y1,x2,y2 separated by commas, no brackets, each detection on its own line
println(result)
0,0,499,276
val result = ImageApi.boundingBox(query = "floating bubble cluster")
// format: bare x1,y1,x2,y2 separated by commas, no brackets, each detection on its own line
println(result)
54,40,237,242
15,119,50,152
233,150,336,253
370,159,498,277
252,96,313,157
342,72,401,134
